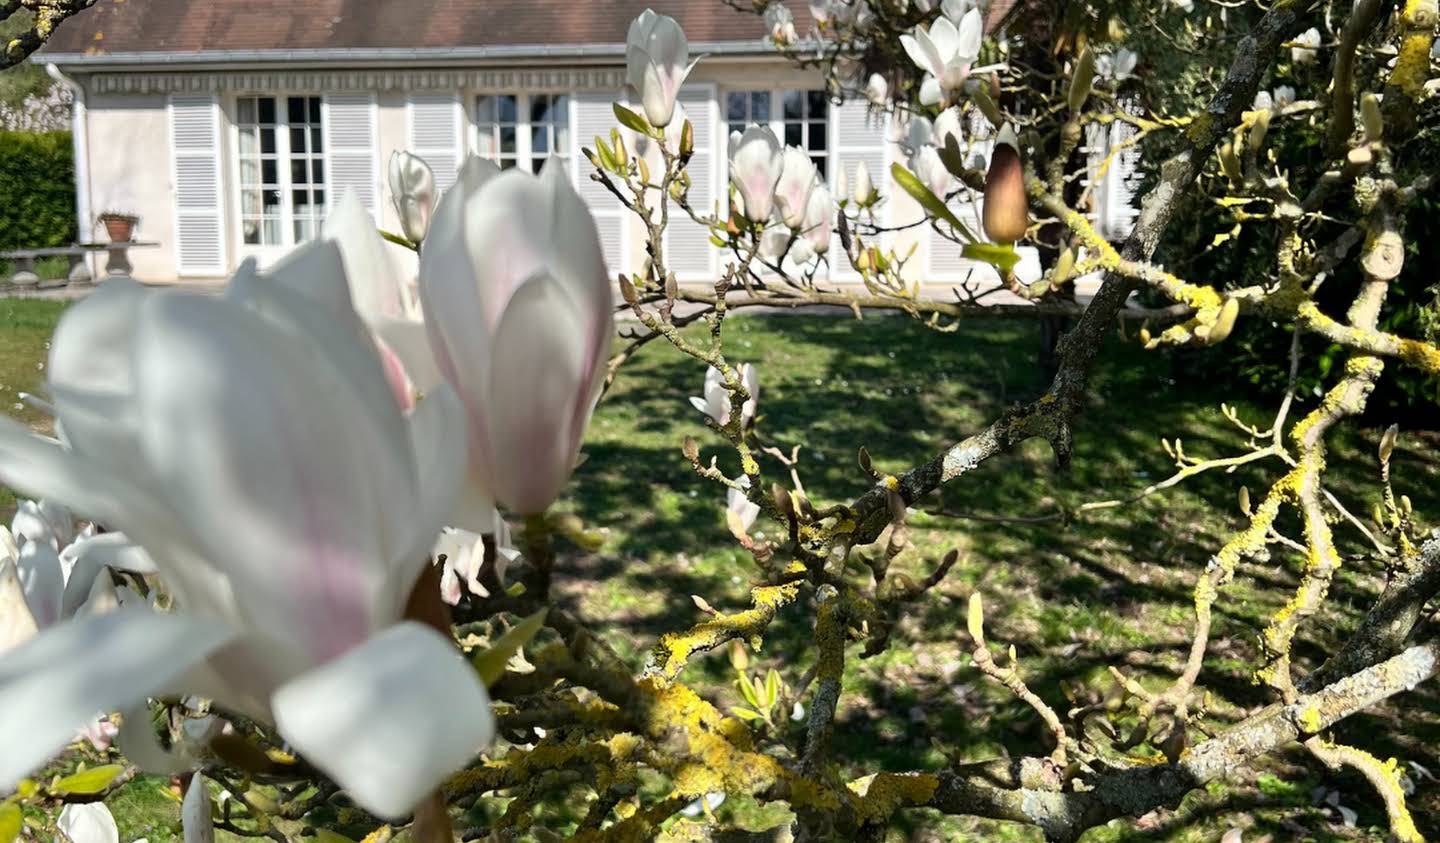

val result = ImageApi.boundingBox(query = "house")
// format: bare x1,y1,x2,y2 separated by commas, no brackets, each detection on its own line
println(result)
40,0,1137,287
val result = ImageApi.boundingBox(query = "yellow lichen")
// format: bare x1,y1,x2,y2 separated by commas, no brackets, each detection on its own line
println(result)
1298,705,1324,734
847,772,940,825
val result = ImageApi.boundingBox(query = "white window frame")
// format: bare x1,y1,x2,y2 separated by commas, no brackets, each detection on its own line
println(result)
473,92,572,175
230,93,328,262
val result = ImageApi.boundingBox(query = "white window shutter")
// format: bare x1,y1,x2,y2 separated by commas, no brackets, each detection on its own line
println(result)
1087,94,1142,242
169,94,225,276
408,94,463,191
324,94,378,215
573,91,627,276
667,84,717,280
830,97,888,282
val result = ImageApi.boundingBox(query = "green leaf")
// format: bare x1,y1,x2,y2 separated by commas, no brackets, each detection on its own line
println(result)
764,668,781,710
891,163,975,243
730,706,765,722
315,831,359,843
50,764,126,796
594,135,617,172
961,242,1021,273
613,103,653,137
472,609,548,686
737,673,762,709
0,803,20,843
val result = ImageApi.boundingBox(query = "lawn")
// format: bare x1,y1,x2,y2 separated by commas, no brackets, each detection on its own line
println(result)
4,297,1439,841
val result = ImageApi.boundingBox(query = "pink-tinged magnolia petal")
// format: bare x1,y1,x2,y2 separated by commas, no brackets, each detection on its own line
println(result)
57,803,119,843
372,317,443,397
0,559,39,654
483,275,588,514
774,148,819,229
183,773,216,843
131,293,402,663
324,191,408,321
438,562,462,606
271,622,495,820
16,541,64,628
0,610,236,791
730,126,784,223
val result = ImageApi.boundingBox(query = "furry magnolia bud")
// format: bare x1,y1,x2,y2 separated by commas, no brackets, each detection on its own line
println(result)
983,125,1028,244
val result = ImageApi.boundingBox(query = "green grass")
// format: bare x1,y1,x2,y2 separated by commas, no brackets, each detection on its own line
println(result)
5,302,1439,841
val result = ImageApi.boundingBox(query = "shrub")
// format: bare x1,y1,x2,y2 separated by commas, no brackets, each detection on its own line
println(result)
0,129,76,253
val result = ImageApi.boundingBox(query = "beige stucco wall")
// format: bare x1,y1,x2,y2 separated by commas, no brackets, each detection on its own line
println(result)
82,91,179,280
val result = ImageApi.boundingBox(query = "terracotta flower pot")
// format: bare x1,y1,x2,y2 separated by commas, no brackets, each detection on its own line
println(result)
101,216,137,243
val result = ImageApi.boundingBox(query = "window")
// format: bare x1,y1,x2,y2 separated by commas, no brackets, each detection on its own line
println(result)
236,95,326,247
783,90,828,178
724,89,829,178
475,94,571,174
724,90,771,136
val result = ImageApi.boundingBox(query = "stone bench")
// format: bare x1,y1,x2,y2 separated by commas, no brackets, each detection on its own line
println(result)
1,242,160,287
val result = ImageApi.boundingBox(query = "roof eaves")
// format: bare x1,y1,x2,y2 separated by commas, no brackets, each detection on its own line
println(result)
39,38,811,69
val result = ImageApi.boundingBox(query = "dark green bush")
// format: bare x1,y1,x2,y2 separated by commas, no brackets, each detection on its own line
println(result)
0,130,76,253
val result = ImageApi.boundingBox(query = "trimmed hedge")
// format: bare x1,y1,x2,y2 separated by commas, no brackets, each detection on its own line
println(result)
0,130,76,253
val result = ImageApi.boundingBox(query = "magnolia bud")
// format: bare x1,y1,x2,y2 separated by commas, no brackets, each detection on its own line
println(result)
1219,142,1242,183
1361,93,1384,142
1067,48,1096,113
387,151,437,243
680,118,695,158
1379,424,1398,463
1205,297,1240,345
1247,109,1271,156
983,125,1028,244
1053,247,1076,284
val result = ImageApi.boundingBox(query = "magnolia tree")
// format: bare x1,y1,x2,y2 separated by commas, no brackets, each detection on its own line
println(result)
2,1,1440,841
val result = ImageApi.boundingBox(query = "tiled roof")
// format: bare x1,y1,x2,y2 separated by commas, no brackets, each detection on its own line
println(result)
45,0,811,57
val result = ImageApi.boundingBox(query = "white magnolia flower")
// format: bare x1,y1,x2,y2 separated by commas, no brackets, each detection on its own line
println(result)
387,151,437,244
812,0,869,27
434,517,521,606
865,72,889,105
418,159,613,518
626,9,698,128
1292,27,1321,64
900,9,984,94
764,3,798,46
904,116,934,156
932,106,963,152
57,803,118,843
689,364,759,428
852,161,879,205
727,477,762,534
729,126,785,224
0,257,490,818
1098,48,1138,81
910,145,952,199
1170,0,1194,12
800,181,834,255
1,510,155,654
1253,90,1274,112
1272,85,1296,110
183,775,215,843
759,226,794,263
835,164,848,202
773,147,820,230
323,191,441,412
